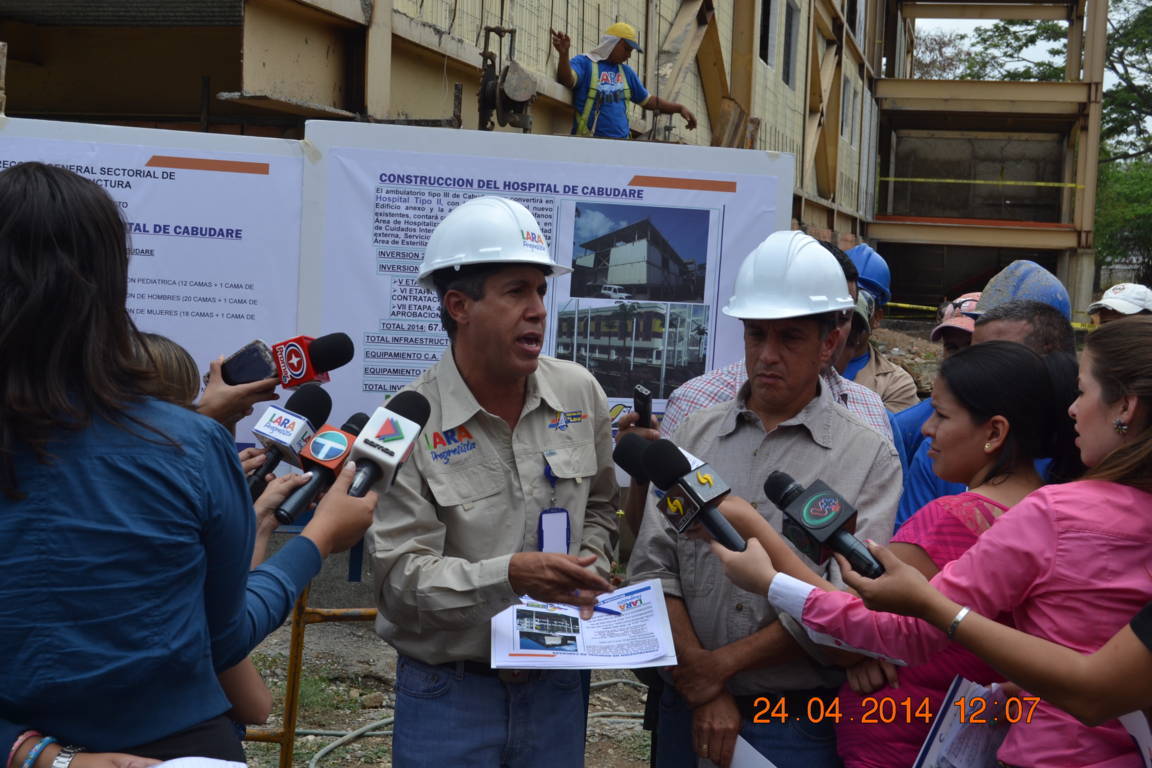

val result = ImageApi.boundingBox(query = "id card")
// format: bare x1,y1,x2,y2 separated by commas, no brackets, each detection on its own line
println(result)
538,507,571,554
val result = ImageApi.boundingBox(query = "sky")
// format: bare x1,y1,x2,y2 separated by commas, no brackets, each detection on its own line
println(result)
916,19,1121,88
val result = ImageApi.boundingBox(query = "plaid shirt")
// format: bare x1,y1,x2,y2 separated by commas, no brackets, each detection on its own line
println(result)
660,359,893,441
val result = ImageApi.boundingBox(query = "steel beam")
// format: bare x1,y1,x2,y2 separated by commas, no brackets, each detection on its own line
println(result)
903,3,1069,19
868,218,1079,249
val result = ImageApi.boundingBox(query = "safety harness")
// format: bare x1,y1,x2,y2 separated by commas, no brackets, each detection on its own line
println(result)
576,61,631,137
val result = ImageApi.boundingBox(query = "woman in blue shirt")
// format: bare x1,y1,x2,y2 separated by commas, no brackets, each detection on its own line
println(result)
0,162,376,768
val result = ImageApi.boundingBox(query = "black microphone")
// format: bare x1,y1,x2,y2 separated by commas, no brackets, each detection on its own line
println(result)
764,471,884,578
612,432,651,484
347,391,432,498
275,411,370,525
247,383,332,499
641,439,746,552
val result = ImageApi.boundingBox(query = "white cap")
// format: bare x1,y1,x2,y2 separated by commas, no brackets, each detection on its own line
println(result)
1088,283,1152,316
418,196,571,290
723,231,855,320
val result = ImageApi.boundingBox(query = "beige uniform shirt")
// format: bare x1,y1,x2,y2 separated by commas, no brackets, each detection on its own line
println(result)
369,352,619,664
853,343,920,413
628,381,900,695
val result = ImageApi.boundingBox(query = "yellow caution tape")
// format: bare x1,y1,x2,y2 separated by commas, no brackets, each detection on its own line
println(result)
885,301,1095,331
887,302,938,312
879,176,1083,189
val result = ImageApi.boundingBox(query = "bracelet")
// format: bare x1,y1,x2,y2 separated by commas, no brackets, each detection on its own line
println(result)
946,606,971,639
49,747,83,768
20,738,56,768
7,732,41,768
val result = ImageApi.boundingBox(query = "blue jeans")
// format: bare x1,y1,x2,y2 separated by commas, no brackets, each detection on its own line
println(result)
392,655,587,767
655,685,841,768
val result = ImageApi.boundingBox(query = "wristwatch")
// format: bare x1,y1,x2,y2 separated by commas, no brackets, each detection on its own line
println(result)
50,746,83,768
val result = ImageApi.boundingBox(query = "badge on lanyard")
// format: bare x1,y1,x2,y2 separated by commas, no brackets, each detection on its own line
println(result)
538,461,571,554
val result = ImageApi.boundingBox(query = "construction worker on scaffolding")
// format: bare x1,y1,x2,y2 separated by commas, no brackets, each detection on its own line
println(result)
551,22,697,139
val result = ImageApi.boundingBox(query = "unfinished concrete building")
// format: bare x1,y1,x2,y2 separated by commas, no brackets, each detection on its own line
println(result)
0,0,1106,316
574,218,699,301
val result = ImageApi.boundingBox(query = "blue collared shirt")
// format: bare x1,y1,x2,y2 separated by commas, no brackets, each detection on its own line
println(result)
0,399,321,754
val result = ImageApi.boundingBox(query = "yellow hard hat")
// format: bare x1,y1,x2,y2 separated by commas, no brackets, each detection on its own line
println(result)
605,22,643,52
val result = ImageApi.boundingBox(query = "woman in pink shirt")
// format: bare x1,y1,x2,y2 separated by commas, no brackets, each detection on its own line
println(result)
715,317,1152,768
715,341,1080,767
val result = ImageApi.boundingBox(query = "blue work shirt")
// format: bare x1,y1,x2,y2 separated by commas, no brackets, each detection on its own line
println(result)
570,55,650,138
892,398,934,463
0,399,322,754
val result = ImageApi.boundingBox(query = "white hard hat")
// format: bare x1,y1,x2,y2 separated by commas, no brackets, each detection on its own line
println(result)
418,196,571,290
722,231,855,319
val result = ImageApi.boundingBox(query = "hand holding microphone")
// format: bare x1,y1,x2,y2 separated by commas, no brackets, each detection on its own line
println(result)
299,462,378,557
347,391,432,497
275,411,370,524
639,439,746,552
764,471,884,578
247,382,333,499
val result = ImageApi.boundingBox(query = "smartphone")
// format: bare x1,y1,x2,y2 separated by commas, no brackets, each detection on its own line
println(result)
633,384,652,429
221,340,276,385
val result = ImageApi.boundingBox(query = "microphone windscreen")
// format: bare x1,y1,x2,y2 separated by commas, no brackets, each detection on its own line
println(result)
341,411,370,437
283,383,332,429
613,432,651,484
386,390,431,427
642,439,692,491
764,471,804,508
310,333,355,373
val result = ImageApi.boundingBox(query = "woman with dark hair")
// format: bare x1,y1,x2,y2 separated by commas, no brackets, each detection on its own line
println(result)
710,341,1080,767
714,317,1152,768
0,162,377,768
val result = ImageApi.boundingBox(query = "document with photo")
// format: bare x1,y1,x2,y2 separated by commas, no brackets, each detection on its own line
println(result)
490,579,677,669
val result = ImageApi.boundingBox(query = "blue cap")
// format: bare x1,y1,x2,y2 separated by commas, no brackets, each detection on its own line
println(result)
847,244,891,306
972,260,1071,320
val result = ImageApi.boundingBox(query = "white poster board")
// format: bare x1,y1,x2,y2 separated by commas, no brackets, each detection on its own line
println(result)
0,117,304,438
0,116,794,432
302,122,794,422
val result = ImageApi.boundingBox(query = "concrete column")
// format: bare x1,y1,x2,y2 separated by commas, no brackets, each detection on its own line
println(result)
366,0,393,118
1058,247,1096,323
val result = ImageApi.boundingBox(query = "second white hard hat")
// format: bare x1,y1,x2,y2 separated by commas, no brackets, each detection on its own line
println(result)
722,231,855,320
418,196,571,290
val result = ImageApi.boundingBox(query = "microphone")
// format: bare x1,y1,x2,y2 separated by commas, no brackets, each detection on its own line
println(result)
221,333,355,387
612,432,652,484
641,439,746,552
270,333,355,388
763,471,884,578
247,383,332,499
347,391,432,498
275,411,369,524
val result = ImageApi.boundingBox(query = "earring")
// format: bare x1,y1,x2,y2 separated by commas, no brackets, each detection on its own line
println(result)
984,442,993,452
1114,419,1130,435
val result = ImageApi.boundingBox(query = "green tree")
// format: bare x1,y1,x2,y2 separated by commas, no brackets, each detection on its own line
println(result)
959,0,1151,159
911,29,973,79
955,2,1152,275
1095,159,1152,282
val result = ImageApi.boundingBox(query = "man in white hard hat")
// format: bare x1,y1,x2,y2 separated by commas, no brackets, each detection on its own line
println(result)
628,231,900,768
655,240,892,441
1088,282,1152,325
551,22,697,138
369,196,619,766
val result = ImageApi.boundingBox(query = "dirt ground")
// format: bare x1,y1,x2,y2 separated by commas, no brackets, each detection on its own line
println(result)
245,621,653,768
